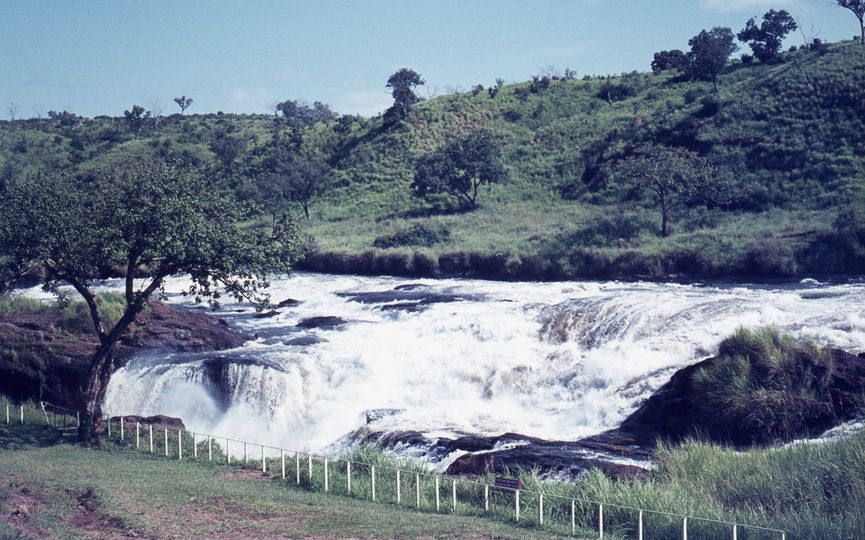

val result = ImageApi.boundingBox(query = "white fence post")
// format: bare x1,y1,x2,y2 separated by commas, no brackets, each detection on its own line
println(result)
572,500,576,535
371,466,376,501
244,442,248,464
295,453,300,484
208,436,212,461
136,423,140,449
193,433,198,459
226,439,231,465
262,446,266,473
281,450,285,479
178,430,182,460
639,509,643,540
396,470,401,504
164,428,168,457
435,477,440,511
733,524,737,540
538,493,543,526
120,416,124,440
452,479,457,512
149,425,153,453
515,489,520,522
416,474,420,508
485,484,489,511
324,458,329,492
307,454,312,482
683,517,688,540
347,461,351,494
599,503,603,539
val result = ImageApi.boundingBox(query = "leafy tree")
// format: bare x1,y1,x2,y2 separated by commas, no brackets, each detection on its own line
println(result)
835,0,865,44
209,129,247,177
685,27,738,92
412,130,507,208
385,68,425,120
652,50,687,73
276,100,336,126
0,161,306,440
245,150,332,221
737,10,798,63
173,95,193,114
47,110,80,127
611,144,727,237
123,105,150,138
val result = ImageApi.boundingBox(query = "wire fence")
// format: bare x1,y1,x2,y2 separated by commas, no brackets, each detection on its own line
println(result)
4,402,787,540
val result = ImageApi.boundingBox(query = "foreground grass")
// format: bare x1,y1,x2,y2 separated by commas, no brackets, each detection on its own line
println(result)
0,425,568,539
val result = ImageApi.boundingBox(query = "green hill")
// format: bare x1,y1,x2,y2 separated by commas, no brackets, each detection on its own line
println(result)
3,40,865,279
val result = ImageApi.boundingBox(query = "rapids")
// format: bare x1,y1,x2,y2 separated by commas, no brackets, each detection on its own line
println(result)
101,273,865,460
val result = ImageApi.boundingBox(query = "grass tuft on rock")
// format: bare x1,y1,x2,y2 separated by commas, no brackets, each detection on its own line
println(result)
692,327,838,445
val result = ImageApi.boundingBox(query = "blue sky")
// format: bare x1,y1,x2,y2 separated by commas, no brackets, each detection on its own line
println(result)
1,0,859,118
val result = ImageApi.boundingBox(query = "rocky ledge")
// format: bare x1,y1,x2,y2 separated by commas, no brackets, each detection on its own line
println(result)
0,300,249,408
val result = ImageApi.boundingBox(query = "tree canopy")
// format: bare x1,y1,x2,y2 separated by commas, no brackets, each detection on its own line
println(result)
173,96,193,114
0,161,307,440
385,68,425,121
652,49,687,73
123,105,149,138
686,27,738,92
737,9,798,63
249,151,333,221
412,130,507,208
611,144,730,237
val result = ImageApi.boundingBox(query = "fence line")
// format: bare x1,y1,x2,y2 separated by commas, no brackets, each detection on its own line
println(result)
3,402,786,539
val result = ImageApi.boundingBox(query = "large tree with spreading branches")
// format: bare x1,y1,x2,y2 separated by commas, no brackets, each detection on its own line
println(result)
0,161,306,441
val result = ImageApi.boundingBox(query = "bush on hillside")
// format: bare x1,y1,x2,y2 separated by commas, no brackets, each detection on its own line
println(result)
373,223,451,249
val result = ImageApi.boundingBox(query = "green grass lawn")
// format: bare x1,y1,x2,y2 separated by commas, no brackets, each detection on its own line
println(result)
0,423,572,539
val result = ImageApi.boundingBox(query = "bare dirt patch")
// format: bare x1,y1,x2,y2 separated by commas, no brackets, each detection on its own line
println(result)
4,482,49,538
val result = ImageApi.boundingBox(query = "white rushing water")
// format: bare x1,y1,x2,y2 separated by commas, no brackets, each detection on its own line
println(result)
98,273,865,457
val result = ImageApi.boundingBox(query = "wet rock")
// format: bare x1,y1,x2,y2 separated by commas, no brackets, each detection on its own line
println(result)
361,429,652,482
0,299,249,408
337,285,482,312
365,408,406,423
278,298,302,307
254,310,280,319
296,316,347,329
110,414,186,431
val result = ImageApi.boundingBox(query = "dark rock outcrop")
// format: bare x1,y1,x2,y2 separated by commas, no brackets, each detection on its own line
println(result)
109,414,186,431
619,348,865,447
0,300,249,408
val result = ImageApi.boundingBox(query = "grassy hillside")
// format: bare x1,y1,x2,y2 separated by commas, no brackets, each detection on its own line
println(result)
3,40,865,279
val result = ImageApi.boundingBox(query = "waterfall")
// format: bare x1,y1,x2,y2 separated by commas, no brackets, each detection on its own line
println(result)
103,274,865,456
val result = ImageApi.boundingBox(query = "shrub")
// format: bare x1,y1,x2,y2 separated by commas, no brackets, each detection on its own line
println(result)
373,223,451,249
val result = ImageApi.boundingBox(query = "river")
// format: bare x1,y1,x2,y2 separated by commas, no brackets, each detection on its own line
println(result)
101,273,865,463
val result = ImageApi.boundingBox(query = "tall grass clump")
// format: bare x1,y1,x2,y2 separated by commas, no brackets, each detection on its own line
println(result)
691,327,837,445
57,292,128,334
0,295,52,316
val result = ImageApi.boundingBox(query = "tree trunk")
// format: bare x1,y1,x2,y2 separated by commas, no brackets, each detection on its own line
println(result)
659,191,671,237
76,305,142,441
303,201,310,220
